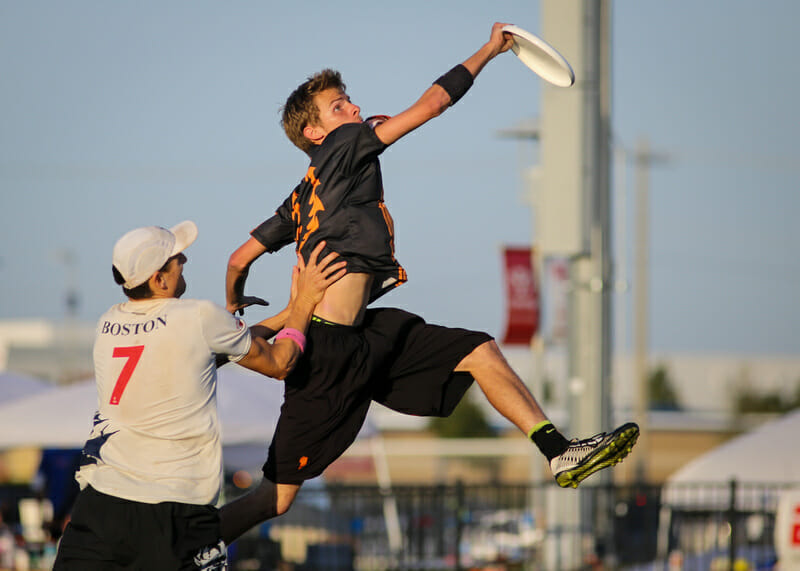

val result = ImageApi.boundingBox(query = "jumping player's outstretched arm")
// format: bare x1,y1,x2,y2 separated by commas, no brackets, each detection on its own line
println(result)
373,22,514,146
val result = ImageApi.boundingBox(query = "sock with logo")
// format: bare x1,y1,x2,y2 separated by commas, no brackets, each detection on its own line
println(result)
528,420,571,461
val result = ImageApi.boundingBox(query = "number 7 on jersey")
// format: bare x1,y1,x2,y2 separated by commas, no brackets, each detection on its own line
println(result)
110,345,144,405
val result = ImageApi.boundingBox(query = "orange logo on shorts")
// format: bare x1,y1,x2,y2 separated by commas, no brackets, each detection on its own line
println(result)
298,456,308,470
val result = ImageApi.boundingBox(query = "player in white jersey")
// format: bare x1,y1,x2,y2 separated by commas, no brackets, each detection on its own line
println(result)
54,220,344,571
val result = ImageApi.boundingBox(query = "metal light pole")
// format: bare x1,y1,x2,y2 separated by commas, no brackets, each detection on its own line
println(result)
631,136,670,481
503,2,618,564
537,1,614,566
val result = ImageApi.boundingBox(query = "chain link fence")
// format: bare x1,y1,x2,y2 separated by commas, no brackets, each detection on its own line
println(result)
224,479,796,570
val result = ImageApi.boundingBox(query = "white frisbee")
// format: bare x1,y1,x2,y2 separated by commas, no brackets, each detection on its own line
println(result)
502,24,575,87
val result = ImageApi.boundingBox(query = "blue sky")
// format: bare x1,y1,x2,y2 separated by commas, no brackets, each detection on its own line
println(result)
1,1,798,355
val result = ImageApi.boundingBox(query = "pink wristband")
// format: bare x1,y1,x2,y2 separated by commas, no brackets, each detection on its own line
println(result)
275,327,306,352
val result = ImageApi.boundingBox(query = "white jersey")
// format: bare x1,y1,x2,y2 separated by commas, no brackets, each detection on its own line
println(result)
76,298,252,505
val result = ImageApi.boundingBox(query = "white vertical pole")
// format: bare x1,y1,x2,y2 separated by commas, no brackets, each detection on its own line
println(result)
370,434,403,555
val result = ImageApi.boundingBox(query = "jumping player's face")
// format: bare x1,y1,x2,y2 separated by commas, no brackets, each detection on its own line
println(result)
311,88,362,138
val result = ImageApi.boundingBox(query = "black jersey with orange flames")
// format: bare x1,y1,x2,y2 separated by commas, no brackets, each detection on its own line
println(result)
251,122,407,303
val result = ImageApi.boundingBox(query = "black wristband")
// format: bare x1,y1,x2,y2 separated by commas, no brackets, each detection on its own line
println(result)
433,64,474,105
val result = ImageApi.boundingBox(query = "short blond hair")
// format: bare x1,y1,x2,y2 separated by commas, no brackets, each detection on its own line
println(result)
281,69,346,154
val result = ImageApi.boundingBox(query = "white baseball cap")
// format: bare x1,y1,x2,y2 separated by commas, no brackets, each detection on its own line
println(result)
112,221,198,289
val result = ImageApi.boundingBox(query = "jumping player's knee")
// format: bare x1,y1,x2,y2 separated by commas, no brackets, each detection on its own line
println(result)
274,494,292,517
274,482,301,516
455,339,504,373
248,479,286,520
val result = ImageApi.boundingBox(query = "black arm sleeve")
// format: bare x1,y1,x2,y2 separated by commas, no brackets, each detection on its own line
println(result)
250,193,296,252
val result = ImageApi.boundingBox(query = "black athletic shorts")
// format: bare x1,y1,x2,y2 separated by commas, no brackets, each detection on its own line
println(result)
54,485,222,570
263,307,492,484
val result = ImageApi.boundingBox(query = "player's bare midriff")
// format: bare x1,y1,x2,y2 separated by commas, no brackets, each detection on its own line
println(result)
312,272,373,326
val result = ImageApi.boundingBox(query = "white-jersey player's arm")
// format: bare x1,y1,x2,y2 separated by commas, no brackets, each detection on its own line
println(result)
237,301,311,380
213,303,289,370
248,307,290,341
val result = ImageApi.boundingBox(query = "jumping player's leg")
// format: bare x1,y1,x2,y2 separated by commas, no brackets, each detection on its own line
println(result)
218,316,380,543
219,480,301,544
454,339,548,433
455,339,639,488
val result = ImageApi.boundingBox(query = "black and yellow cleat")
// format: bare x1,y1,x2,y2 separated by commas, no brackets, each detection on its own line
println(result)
193,539,228,570
550,422,640,488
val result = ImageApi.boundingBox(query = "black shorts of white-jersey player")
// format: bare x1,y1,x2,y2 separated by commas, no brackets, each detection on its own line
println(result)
222,22,639,544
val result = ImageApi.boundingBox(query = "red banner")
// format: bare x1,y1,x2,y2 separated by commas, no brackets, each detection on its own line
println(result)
501,246,539,345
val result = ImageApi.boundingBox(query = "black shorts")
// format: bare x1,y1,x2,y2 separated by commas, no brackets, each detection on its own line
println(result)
263,307,492,484
54,485,222,570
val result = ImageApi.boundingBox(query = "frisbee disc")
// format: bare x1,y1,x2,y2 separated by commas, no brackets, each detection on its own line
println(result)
502,24,575,87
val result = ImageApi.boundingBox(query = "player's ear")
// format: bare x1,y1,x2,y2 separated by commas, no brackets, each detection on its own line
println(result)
149,271,166,292
303,123,325,145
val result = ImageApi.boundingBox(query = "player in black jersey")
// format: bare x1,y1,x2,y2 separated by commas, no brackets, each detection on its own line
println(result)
221,22,638,543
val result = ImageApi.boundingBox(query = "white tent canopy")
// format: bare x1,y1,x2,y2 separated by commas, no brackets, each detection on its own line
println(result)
663,409,800,508
0,366,285,450
0,366,377,473
0,371,52,404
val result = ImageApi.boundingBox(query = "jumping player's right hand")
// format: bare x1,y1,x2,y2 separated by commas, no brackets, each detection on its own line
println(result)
293,241,347,307
228,295,269,316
